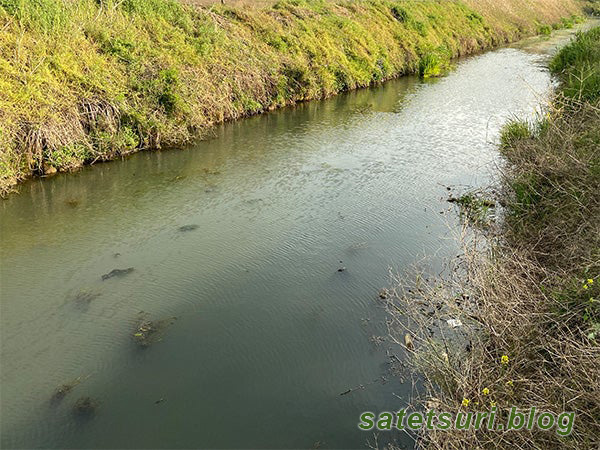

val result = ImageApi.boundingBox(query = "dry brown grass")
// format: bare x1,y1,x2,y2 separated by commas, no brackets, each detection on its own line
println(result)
181,0,581,18
464,0,581,26
385,93,600,448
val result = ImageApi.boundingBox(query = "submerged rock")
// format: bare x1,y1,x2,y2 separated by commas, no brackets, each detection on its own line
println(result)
73,396,99,416
51,383,76,404
178,224,199,232
51,376,89,404
101,267,134,281
132,313,177,348
72,290,101,306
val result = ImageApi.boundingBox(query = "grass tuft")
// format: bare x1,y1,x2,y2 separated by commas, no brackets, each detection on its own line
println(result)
500,120,532,147
550,26,600,101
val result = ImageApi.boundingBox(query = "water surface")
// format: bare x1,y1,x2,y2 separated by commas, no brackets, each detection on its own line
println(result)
0,26,590,449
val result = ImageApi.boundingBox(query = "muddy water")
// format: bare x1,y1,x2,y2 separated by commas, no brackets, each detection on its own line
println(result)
1,26,593,449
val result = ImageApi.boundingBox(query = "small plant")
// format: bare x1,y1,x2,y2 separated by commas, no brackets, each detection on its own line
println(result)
418,47,451,78
466,12,483,24
500,120,531,148
448,190,496,226
43,143,90,172
538,24,552,36
411,20,428,37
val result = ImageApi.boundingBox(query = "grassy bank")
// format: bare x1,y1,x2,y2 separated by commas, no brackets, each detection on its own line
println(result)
0,0,583,195
389,26,600,448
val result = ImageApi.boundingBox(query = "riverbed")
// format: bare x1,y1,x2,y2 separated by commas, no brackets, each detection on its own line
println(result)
1,24,594,449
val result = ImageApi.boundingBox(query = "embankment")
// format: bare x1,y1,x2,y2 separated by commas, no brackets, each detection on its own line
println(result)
0,0,583,194
390,26,600,448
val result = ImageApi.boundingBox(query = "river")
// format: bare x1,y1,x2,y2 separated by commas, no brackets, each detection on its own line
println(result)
0,24,594,449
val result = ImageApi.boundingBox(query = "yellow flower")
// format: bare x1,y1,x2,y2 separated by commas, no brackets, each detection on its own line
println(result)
462,398,470,407
482,387,490,395
501,355,509,365
584,285,589,290
588,279,594,284
490,401,497,407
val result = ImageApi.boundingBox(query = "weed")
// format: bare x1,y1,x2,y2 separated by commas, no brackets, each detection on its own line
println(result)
418,46,451,78
500,120,531,147
448,190,497,227
550,26,600,101
538,23,552,35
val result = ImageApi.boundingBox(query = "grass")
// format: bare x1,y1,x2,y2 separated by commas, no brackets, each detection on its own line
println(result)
447,189,497,227
0,0,583,195
550,26,600,101
387,25,600,448
500,120,532,148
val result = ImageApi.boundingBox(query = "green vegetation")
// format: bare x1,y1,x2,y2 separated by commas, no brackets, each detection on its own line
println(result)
0,0,582,195
389,26,600,448
538,23,553,35
550,26,600,100
418,47,452,78
447,190,496,227
500,120,532,147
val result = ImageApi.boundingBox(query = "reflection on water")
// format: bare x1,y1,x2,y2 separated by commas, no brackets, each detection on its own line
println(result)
0,28,582,449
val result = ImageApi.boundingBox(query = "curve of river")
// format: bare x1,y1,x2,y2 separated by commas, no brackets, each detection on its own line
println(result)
1,24,595,449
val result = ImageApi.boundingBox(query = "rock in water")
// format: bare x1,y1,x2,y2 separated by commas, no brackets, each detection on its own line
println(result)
101,267,134,281
73,397,99,417
132,313,177,347
178,225,199,232
43,163,57,175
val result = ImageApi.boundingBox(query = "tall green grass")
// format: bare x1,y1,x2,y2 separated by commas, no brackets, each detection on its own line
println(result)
550,26,600,100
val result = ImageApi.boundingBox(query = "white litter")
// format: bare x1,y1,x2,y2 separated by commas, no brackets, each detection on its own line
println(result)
447,318,463,328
